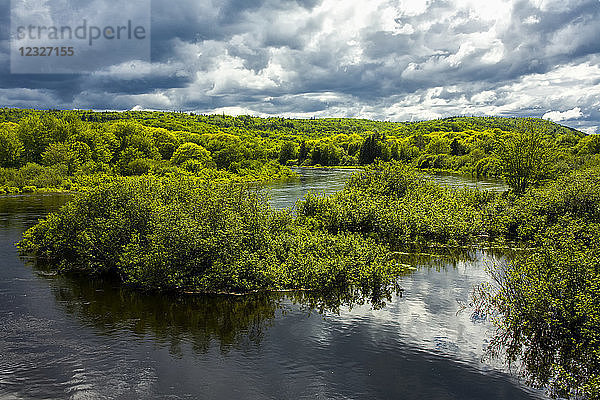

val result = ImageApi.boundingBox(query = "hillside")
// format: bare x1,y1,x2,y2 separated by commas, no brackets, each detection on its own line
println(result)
0,108,598,193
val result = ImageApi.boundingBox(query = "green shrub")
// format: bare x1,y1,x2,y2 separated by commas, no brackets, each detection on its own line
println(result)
19,176,403,294
298,162,491,246
476,223,600,398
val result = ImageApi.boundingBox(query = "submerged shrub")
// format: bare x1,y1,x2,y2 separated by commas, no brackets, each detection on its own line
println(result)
297,161,492,246
475,223,600,399
472,167,600,398
19,176,402,294
490,166,600,241
298,162,600,248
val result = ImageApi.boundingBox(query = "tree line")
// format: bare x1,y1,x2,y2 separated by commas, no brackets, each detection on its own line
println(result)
2,108,598,193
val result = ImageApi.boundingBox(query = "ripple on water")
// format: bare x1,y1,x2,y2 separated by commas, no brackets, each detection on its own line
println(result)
0,189,546,400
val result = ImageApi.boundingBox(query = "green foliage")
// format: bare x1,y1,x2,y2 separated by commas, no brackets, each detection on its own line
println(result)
1,109,590,171
496,119,555,193
0,162,67,190
476,226,600,398
41,141,92,175
359,132,389,164
298,161,493,246
425,136,451,155
278,141,297,164
294,161,600,397
577,134,600,155
298,141,309,162
468,166,600,398
310,140,344,166
19,176,403,294
0,122,22,167
482,167,600,242
170,142,213,166
0,110,299,192
0,108,595,193
14,144,600,397
17,114,51,164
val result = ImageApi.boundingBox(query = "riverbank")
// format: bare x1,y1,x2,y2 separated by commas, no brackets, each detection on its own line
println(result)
0,194,542,399
0,163,298,196
14,161,600,398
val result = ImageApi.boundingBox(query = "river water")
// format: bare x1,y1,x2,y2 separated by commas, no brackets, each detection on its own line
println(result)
0,170,545,400
265,167,508,209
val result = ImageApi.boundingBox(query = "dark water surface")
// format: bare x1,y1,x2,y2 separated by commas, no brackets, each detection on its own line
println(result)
0,171,545,399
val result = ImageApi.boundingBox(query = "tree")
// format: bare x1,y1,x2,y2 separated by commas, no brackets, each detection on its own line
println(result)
425,136,451,155
41,141,91,175
298,141,308,163
576,134,600,155
496,120,554,193
17,115,51,164
278,141,297,164
359,133,381,164
450,138,466,156
310,141,342,166
0,123,23,167
171,143,212,166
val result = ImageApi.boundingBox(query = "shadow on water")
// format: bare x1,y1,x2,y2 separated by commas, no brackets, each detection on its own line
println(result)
47,275,284,355
37,266,405,356
0,183,547,399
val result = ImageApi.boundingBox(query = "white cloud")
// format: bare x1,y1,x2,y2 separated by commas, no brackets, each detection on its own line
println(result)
210,106,269,117
471,91,497,104
2,0,600,131
523,15,540,24
115,92,174,110
542,107,584,122
580,126,598,134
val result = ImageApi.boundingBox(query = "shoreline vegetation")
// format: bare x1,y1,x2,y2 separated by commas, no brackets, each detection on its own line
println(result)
7,108,600,398
2,108,599,194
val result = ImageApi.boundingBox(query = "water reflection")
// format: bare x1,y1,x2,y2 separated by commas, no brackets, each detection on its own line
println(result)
43,270,405,356
264,167,358,209
29,250,547,400
49,277,282,355
0,192,74,230
0,186,546,399
36,246,516,362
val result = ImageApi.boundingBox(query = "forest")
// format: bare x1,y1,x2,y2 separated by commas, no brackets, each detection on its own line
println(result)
7,108,600,398
1,108,599,193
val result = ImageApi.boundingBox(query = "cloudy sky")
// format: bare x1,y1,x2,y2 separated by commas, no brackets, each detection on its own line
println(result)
1,0,600,133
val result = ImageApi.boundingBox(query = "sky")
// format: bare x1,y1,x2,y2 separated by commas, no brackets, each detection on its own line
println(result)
1,0,600,133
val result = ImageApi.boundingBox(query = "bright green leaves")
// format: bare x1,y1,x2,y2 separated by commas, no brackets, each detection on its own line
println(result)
496,119,556,193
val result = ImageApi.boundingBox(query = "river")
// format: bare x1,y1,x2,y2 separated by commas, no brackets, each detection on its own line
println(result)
265,167,508,209
0,170,545,400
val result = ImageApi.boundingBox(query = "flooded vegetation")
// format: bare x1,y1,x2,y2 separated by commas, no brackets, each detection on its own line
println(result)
1,190,546,399
3,111,600,398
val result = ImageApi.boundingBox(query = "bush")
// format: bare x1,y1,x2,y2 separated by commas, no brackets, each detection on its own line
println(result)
475,223,600,398
489,166,600,241
297,161,491,246
19,176,403,294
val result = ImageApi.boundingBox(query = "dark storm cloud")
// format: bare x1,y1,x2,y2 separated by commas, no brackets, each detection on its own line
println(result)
1,0,599,132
